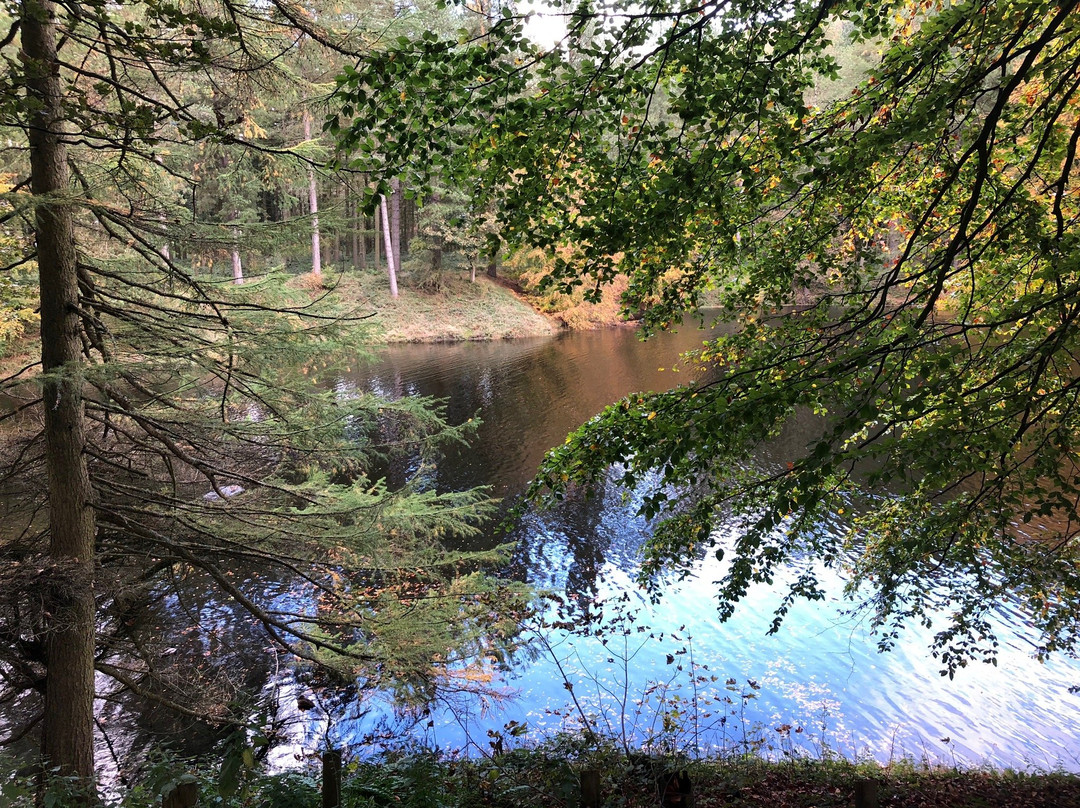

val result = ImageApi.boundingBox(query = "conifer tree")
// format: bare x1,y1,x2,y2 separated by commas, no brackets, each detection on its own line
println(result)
0,0,526,792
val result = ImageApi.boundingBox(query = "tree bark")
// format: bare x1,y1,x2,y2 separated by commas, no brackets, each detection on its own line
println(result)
303,108,322,279
321,750,342,808
374,199,381,270
358,184,368,270
380,194,398,298
154,155,170,260
390,177,402,273
351,192,361,268
402,195,413,255
231,229,244,285
22,0,98,791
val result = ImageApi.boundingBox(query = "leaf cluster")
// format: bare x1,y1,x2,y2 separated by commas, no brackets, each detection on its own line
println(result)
337,0,1080,670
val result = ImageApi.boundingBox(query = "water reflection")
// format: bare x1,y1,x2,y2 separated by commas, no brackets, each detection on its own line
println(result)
311,324,1080,771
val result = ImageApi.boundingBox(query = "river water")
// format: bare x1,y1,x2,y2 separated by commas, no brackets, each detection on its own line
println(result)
266,323,1080,771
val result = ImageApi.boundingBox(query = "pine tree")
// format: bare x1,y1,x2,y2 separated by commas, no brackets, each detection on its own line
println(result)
0,0,527,792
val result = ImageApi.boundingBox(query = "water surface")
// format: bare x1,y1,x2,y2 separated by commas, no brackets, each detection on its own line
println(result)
273,324,1080,770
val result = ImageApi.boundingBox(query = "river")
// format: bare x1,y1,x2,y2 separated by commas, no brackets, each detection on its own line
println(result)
261,323,1080,771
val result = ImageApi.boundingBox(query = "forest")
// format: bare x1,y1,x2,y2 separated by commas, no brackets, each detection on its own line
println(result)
3,0,1080,804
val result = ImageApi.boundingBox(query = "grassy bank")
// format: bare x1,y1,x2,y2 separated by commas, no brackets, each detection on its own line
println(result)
311,269,561,343
0,260,628,377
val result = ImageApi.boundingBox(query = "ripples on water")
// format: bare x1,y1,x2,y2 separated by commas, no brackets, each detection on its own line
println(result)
255,325,1080,771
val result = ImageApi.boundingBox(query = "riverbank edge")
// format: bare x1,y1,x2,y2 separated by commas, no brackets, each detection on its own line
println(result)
343,273,565,344
0,270,633,383
24,747,1079,808
322,271,631,345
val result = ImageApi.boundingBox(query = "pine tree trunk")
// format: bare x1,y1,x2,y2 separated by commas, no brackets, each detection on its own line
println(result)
401,195,412,256
231,230,244,285
303,109,322,279
380,194,398,298
154,155,170,260
22,0,98,792
374,202,381,270
351,192,360,268
215,146,243,284
390,177,402,273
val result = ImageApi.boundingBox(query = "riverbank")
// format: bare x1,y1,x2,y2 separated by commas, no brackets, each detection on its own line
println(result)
35,747,1079,808
311,265,639,343
0,266,608,381
354,752,1080,808
319,270,563,343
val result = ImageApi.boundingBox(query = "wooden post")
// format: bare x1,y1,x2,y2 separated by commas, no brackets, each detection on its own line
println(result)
661,770,693,808
580,769,600,808
322,749,342,808
854,778,879,808
161,779,198,808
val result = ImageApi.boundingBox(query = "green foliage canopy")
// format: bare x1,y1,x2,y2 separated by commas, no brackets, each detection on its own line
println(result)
336,0,1080,671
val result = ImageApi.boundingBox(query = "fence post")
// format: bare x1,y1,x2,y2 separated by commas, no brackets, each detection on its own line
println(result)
322,749,342,808
854,778,879,808
580,769,601,808
161,778,198,808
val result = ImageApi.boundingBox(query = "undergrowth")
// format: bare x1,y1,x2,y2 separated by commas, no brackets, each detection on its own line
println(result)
8,735,1080,808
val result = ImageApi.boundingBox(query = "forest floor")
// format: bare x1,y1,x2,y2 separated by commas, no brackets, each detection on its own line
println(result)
0,264,591,380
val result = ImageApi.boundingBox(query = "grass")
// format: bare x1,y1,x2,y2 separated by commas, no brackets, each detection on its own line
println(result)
296,267,561,344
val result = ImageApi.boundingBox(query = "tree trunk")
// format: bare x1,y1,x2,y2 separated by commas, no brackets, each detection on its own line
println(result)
402,195,413,255
22,0,98,793
303,109,322,279
154,155,170,260
432,237,443,274
390,177,402,273
427,194,442,275
231,229,244,285
380,194,398,298
351,192,360,268
374,201,381,270
321,750,342,808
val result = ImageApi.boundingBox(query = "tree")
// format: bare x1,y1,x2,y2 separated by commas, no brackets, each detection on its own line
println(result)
1,0,526,794
336,0,1080,671
20,0,96,781
303,107,323,279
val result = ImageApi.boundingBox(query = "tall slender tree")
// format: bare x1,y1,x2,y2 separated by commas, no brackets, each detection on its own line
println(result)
381,191,399,297
303,107,323,279
21,0,96,784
